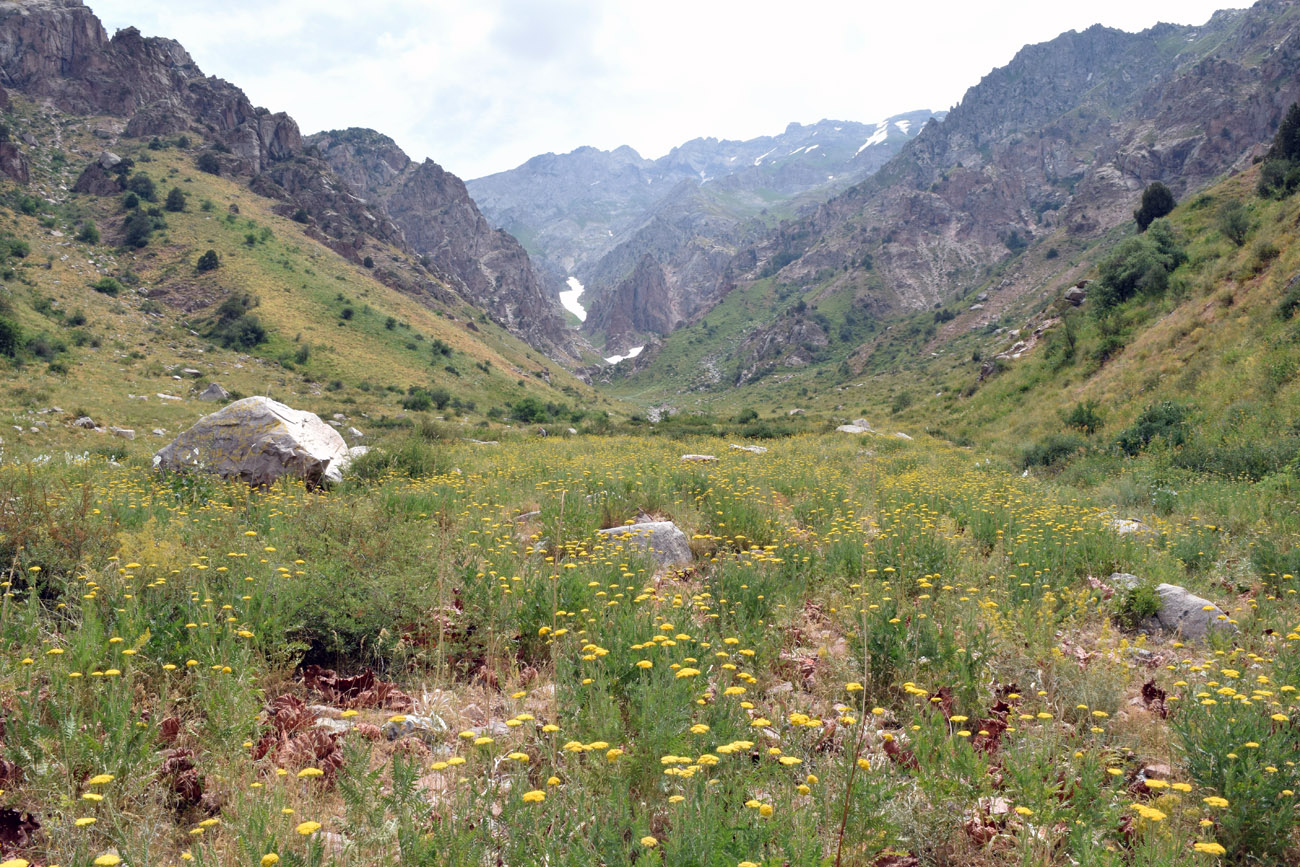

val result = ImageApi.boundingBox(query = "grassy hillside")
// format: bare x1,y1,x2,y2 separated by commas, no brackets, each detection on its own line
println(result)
0,97,616,464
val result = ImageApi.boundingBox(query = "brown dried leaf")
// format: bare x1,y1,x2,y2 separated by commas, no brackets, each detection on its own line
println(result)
1140,680,1168,719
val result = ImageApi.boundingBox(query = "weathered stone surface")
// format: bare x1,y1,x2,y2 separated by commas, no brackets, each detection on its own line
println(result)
836,424,870,434
1108,573,1234,640
153,396,352,486
72,416,95,428
596,520,693,567
1064,285,1088,305
681,454,716,462
1110,518,1153,535
197,382,230,401
110,426,134,440
730,444,768,454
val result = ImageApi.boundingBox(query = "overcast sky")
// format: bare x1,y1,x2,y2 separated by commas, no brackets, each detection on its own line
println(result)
88,0,1245,181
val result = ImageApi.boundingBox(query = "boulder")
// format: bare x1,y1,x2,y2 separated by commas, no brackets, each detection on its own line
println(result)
596,520,693,567
1108,573,1234,640
110,426,135,441
346,426,365,440
894,432,913,441
72,416,96,429
1064,286,1087,306
197,382,230,401
153,396,353,486
730,444,768,454
1109,518,1152,535
681,454,716,463
837,424,870,434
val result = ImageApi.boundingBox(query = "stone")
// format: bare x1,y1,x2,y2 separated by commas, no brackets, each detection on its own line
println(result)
348,446,368,460
151,428,167,437
1109,518,1152,535
1107,573,1235,640
894,432,913,441
382,713,447,742
596,521,693,567
197,382,230,401
153,396,353,486
788,408,806,416
730,444,768,454
681,454,716,462
346,426,364,440
1064,286,1087,306
72,416,96,429
110,426,135,440
314,718,353,736
851,419,873,429
836,425,869,434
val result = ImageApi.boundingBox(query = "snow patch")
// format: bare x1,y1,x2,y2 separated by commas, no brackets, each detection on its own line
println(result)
806,144,819,153
856,121,890,155
560,277,587,322
753,147,777,166
604,345,644,365
894,119,911,135
788,146,807,156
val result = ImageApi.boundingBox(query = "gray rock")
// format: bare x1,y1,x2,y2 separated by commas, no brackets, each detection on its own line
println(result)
894,432,913,441
348,445,369,459
851,419,873,429
1108,573,1234,640
153,396,354,486
97,152,121,170
72,416,95,429
787,408,805,416
730,444,768,454
181,368,202,377
346,426,365,440
567,427,578,435
836,424,869,434
151,428,167,437
382,713,448,742
596,520,693,567
198,382,230,401
1064,286,1087,306
110,426,135,441
681,454,717,462
314,718,353,736
1110,518,1152,535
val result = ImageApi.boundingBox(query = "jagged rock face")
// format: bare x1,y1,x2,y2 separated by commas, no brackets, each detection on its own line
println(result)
585,254,678,344
734,313,830,385
308,129,582,361
750,6,1300,314
468,113,937,351
0,140,27,183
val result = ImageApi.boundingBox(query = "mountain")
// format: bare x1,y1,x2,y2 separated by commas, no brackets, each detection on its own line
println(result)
467,112,939,353
0,0,583,364
614,0,1300,390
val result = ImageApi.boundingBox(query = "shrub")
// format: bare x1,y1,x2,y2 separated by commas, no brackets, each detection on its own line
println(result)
1091,220,1185,312
1257,102,1300,198
196,151,221,175
733,407,759,424
1020,433,1085,470
127,172,156,202
123,209,156,248
362,255,374,269
196,249,220,272
1061,400,1104,435
164,187,186,212
1113,581,1160,630
1216,200,1250,246
0,315,21,357
206,293,267,349
1133,181,1175,231
91,276,123,296
511,396,548,423
76,220,100,244
1115,400,1191,456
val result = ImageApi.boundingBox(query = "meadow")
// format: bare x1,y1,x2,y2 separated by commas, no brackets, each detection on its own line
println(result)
2,430,1297,866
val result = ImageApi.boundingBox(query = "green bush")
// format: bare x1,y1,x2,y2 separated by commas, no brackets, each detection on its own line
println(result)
1216,200,1250,246
1061,400,1104,435
1112,581,1160,630
196,151,221,175
127,172,156,202
1115,400,1191,456
164,187,186,212
1133,181,1175,231
196,249,220,272
1091,220,1186,312
91,276,123,296
76,220,100,244
1020,433,1085,469
0,315,21,357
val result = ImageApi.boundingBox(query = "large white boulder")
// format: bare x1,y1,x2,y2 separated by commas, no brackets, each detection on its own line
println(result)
154,396,352,486
596,521,693,567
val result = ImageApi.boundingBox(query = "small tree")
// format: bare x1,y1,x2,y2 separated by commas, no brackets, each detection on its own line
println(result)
0,315,22,358
127,172,156,202
196,152,221,175
164,187,187,212
1134,181,1175,231
196,249,220,272
76,221,99,244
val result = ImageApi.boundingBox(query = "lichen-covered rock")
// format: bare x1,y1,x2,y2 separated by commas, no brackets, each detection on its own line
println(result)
596,520,693,567
1108,573,1234,640
154,396,351,486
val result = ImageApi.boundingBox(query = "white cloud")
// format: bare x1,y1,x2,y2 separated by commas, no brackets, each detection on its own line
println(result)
86,0,1245,179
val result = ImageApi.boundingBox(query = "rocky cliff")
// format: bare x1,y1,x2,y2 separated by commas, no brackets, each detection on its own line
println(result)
307,129,581,360
0,0,582,363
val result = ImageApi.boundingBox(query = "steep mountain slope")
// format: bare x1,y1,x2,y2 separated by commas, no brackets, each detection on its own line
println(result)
467,112,939,352
617,0,1300,390
0,0,583,364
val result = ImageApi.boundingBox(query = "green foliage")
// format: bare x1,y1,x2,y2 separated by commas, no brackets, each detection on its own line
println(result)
196,249,220,272
123,209,158,248
733,407,759,424
164,186,187,212
1133,181,1175,231
1112,581,1160,630
196,151,221,175
75,220,100,244
1091,220,1186,312
1258,102,1300,198
1216,199,1250,246
0,315,21,358
1115,400,1191,456
126,172,156,202
91,276,123,296
511,396,549,423
890,391,913,415
1061,400,1104,435
206,292,267,349
1020,433,1085,470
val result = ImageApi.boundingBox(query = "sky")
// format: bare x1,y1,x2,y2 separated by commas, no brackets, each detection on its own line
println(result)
87,0,1246,181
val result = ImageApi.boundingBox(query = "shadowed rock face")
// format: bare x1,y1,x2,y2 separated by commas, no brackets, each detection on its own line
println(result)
154,397,351,487
307,129,584,361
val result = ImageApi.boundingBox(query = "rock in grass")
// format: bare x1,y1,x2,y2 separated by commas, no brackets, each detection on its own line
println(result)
681,454,717,462
836,425,870,434
110,426,134,440
153,396,353,486
1109,518,1152,535
730,444,768,454
596,521,693,567
198,382,230,401
1108,573,1234,640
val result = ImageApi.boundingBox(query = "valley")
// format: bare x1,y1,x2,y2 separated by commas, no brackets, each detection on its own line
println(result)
2,1,1300,865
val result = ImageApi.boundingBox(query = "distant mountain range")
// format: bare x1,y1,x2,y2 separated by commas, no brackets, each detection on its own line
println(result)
468,112,941,353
